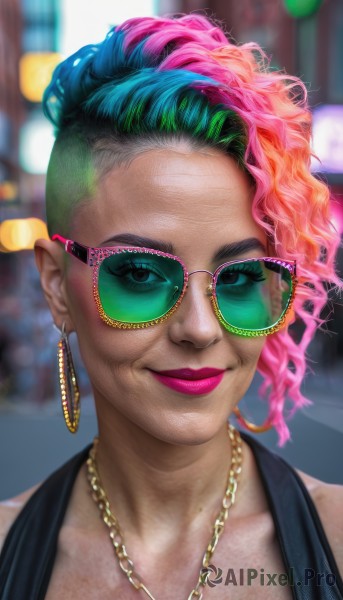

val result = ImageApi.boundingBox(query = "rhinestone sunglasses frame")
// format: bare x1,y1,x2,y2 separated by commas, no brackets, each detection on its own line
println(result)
52,234,297,337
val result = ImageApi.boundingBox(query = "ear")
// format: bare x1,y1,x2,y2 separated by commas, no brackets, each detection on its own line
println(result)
34,238,75,331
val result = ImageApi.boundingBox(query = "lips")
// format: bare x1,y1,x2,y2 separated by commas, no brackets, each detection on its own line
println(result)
150,367,225,395
155,368,225,380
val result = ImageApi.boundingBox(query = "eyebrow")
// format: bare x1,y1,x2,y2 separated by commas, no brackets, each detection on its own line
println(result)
100,234,174,254
213,238,266,262
100,234,266,261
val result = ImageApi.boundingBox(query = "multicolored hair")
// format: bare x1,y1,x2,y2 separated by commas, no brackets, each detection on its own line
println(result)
43,14,342,445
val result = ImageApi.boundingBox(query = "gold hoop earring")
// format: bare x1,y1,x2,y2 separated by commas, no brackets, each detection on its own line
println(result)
57,323,80,433
233,406,273,434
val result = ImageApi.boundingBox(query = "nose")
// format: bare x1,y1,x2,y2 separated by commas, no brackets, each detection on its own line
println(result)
168,271,224,349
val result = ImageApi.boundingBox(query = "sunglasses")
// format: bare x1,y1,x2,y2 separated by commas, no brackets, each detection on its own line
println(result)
52,234,297,337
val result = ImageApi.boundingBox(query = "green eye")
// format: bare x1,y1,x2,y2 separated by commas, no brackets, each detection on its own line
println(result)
215,259,293,332
98,251,184,323
105,259,167,289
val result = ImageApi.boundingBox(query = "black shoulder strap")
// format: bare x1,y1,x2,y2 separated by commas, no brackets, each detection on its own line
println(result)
0,445,91,600
242,433,343,600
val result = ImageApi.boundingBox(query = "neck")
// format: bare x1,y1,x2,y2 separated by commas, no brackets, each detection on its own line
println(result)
93,402,237,541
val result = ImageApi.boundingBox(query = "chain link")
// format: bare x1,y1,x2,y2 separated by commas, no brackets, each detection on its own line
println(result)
87,423,243,600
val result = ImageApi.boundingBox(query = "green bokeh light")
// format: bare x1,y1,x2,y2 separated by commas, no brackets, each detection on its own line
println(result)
283,0,323,18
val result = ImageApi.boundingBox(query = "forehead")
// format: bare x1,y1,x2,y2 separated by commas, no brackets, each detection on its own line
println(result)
71,147,263,254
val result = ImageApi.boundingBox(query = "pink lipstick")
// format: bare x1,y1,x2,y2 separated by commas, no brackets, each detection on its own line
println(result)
150,368,225,396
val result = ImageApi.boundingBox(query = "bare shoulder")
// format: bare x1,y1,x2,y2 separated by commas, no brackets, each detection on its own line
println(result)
0,485,38,554
297,470,343,575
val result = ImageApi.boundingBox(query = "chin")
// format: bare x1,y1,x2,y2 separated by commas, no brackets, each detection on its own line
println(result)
141,413,229,447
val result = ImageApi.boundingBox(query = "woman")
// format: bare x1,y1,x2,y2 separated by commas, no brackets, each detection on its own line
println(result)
0,14,342,600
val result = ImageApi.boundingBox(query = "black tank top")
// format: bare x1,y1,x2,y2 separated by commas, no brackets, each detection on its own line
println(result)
0,434,342,600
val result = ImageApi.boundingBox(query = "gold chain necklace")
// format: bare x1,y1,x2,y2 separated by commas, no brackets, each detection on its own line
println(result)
86,423,243,600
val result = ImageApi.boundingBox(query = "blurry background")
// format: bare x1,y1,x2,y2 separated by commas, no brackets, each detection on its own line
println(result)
0,0,342,499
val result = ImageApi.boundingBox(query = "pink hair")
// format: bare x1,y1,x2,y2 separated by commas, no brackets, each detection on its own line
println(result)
118,14,342,444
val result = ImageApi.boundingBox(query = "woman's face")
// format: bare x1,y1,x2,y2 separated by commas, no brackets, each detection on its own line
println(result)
63,145,267,444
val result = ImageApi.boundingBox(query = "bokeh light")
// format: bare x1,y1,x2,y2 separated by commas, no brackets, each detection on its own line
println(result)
0,218,49,252
19,52,62,103
20,111,55,174
283,0,323,19
61,0,156,56
311,105,343,174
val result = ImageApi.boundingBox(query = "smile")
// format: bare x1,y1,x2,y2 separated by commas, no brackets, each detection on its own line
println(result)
150,368,225,396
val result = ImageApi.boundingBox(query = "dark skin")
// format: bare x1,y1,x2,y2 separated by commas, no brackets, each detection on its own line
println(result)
1,147,342,599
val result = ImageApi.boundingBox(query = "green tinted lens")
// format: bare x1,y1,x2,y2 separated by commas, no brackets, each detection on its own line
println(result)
98,251,184,323
216,259,292,331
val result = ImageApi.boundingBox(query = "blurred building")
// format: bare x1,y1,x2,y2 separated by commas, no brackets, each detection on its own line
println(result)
19,0,60,212
177,0,343,189
178,0,342,105
0,0,22,400
0,0,60,404
0,0,22,208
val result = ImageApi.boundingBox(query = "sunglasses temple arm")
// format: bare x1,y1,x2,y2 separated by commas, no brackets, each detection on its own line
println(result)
51,234,89,264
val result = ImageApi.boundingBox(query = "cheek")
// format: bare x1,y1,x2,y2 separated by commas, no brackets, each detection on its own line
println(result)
66,266,96,323
66,268,161,369
232,336,266,367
